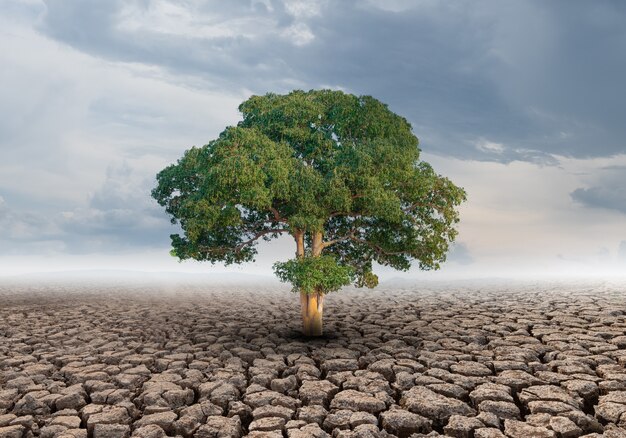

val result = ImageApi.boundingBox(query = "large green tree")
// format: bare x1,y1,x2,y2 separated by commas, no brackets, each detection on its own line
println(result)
152,90,466,336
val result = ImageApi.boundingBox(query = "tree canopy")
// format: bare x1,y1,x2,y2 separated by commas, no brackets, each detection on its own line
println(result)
152,89,466,293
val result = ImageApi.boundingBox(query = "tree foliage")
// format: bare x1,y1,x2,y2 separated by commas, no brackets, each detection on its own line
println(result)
152,89,466,292
273,255,354,294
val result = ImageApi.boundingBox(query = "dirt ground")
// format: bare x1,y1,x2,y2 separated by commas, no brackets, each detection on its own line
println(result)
1,279,626,437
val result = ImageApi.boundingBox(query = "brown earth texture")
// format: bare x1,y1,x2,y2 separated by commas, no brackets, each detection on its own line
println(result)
1,279,626,438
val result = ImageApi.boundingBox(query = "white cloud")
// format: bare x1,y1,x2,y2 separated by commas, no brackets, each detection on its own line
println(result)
0,9,244,260
422,152,626,277
0,16,243,206
283,0,324,18
364,0,435,13
0,197,61,244
282,22,315,46
474,138,505,154
116,1,272,40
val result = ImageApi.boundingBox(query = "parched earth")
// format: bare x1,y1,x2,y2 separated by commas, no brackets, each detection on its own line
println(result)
1,280,626,438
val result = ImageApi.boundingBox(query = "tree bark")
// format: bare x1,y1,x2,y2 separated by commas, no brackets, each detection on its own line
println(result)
311,230,323,256
294,229,305,258
300,290,324,336
298,230,326,336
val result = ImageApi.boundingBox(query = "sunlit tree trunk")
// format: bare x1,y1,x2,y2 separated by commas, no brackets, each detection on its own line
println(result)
301,289,324,336
299,230,325,336
311,231,323,257
294,229,305,258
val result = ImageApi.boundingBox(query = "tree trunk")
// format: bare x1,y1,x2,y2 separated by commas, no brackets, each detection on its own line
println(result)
300,290,324,336
292,230,326,336
312,230,323,256
294,229,305,258
300,230,326,336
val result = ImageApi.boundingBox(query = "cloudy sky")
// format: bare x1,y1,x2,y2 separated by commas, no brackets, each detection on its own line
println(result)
1,0,625,279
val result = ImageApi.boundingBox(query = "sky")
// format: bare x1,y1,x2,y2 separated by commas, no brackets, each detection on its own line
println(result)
1,0,625,279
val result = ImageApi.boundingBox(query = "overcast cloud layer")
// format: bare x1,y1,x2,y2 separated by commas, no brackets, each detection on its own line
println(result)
1,0,625,278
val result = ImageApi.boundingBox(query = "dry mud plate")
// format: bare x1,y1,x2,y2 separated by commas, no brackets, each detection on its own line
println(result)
2,280,626,438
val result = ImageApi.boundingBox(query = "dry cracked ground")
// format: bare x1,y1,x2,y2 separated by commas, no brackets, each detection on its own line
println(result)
2,279,626,438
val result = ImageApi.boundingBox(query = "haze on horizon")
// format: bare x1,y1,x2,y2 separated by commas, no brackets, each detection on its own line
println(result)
1,0,625,280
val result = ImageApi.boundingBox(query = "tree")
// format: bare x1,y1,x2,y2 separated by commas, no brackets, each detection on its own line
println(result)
152,90,466,336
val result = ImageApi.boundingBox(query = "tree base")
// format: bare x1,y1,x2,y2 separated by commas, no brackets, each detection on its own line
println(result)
300,291,324,336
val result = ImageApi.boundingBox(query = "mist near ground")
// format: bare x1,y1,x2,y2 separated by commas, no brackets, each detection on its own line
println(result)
2,270,625,295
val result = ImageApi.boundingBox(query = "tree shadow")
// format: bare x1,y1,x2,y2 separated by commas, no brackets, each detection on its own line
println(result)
281,328,342,341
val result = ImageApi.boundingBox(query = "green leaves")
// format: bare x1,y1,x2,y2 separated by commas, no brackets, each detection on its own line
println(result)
273,255,355,294
152,89,466,292
152,125,295,265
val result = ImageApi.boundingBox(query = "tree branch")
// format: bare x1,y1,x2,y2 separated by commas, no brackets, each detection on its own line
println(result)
401,200,440,213
199,228,289,255
236,228,289,251
321,230,355,249
327,195,362,218
269,206,287,223
329,211,362,218
348,236,406,256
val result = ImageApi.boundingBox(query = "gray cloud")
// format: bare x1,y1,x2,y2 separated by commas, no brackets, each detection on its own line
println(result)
57,162,173,253
571,186,626,214
0,163,173,255
0,195,65,255
446,242,474,265
33,0,626,162
0,196,58,241
619,241,626,260
570,164,626,214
